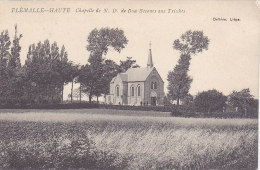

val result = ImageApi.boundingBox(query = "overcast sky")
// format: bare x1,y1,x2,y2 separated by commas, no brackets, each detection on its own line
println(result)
0,1,259,99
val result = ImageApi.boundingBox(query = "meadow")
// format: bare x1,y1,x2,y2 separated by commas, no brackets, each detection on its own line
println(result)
0,109,258,169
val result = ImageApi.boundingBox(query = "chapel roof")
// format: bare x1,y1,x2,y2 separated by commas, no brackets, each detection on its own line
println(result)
123,67,154,82
110,67,154,83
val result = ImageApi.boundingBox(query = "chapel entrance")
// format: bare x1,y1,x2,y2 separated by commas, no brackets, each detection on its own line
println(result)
151,97,156,106
150,91,157,106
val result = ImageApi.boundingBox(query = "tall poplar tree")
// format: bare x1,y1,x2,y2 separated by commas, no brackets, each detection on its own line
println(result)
167,30,209,105
8,25,23,103
0,25,23,104
9,25,22,68
0,29,11,103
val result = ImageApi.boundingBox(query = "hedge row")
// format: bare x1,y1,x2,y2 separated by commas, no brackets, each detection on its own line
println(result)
0,103,177,111
0,103,257,119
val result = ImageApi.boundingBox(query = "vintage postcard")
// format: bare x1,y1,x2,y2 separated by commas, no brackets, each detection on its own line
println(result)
0,0,259,169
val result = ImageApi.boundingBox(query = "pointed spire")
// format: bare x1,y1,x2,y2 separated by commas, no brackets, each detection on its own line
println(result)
147,41,153,68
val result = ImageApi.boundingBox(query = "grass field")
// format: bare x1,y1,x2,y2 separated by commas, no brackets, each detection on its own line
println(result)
0,109,258,169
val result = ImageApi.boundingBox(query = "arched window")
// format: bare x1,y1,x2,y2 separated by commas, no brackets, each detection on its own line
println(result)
131,85,135,96
151,82,158,89
116,86,119,96
154,82,157,89
137,85,141,96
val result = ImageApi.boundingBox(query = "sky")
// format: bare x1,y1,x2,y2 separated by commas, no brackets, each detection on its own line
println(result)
0,0,259,100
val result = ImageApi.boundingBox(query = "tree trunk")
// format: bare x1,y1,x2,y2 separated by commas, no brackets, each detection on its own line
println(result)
79,83,82,103
97,96,99,102
39,84,42,105
51,84,54,104
89,94,92,103
89,88,92,103
45,85,49,104
61,83,64,103
176,97,180,106
71,80,73,103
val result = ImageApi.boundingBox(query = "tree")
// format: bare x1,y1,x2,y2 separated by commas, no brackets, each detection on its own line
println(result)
87,28,128,56
24,40,72,104
227,88,255,114
167,54,192,105
83,28,128,102
194,89,227,113
88,54,104,102
58,45,71,103
0,25,23,104
9,25,22,68
78,64,93,103
68,64,79,103
99,60,120,100
0,29,11,103
173,30,210,56
167,30,209,106
7,25,23,104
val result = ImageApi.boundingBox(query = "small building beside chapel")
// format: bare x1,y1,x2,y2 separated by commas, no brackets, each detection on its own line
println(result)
106,45,165,106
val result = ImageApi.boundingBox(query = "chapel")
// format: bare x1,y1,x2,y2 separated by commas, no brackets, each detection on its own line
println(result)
106,43,165,106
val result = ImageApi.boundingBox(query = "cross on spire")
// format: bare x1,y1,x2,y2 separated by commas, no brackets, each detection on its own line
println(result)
149,41,152,49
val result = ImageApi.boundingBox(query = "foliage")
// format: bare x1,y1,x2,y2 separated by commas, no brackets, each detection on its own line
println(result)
81,27,128,102
24,40,77,104
227,88,256,114
168,30,209,105
58,45,74,103
0,26,23,104
87,27,128,56
167,54,192,105
0,30,11,103
0,111,257,169
68,64,79,103
119,56,140,72
173,30,210,55
9,25,22,68
78,64,94,102
194,89,227,113
0,26,136,105
181,93,194,105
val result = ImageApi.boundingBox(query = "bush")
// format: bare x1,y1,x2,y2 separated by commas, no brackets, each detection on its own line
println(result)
194,89,227,113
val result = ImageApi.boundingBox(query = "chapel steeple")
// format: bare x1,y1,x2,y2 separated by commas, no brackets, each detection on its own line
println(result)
147,41,153,68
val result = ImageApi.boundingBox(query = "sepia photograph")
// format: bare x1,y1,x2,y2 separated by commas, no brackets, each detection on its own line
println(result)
0,0,259,169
